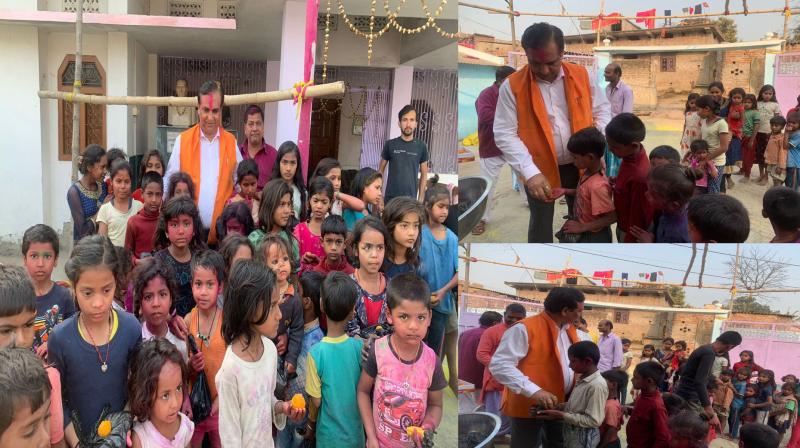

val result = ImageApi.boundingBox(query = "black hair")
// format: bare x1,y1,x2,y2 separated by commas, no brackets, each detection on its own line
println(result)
311,157,341,181
78,144,106,175
398,104,416,122
0,265,36,319
675,340,687,350
607,63,622,76
258,178,294,233
386,272,431,310
244,104,264,122
566,126,606,157
505,303,527,316
695,95,720,115
688,194,749,243
382,197,425,268
191,249,226,285
299,270,325,319
218,234,254,278
321,214,347,239
729,87,746,99
601,369,627,393
166,172,196,201
740,423,781,448
423,176,451,211
661,392,688,416
215,201,255,242
721,369,734,377
237,159,259,185
770,115,787,126
153,197,207,252
22,224,60,258
604,320,614,330
543,287,585,314
479,311,503,327
685,93,701,113
649,145,681,164
634,360,665,385
106,148,127,167
789,111,800,124
736,366,752,377
271,141,307,221
221,259,277,347
351,215,389,268
109,159,133,183
579,317,587,325
758,84,777,103
521,22,565,53
567,340,600,365
648,164,704,206
114,246,133,305
743,93,758,108
663,337,675,344
306,176,335,219
763,186,800,231
621,338,631,345
349,167,382,210
139,149,165,185
708,81,725,93
320,271,359,322
717,330,743,346
668,411,708,446
689,139,710,154
496,66,516,82
197,80,224,106
127,338,188,423
131,257,177,319
643,343,656,353
605,113,646,145
140,171,164,193
65,235,121,304
0,348,51,436
257,234,297,284
759,369,777,390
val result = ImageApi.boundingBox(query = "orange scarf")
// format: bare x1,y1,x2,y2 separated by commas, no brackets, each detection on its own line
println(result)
179,125,237,245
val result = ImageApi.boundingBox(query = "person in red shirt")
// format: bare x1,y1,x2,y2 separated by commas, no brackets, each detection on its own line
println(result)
626,361,671,447
725,88,746,188
732,350,764,382
124,172,162,264
606,113,653,243
458,311,503,407
311,215,354,276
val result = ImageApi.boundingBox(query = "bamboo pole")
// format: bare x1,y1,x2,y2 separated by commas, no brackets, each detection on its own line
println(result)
39,81,347,107
459,1,518,16
784,0,790,42
507,0,517,51
70,0,83,182
731,244,740,309
596,0,605,46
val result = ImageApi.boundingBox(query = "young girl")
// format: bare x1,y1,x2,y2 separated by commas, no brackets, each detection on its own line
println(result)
98,160,143,247
219,234,254,279
104,148,128,198
216,259,305,447
345,216,391,338
681,93,702,156
772,381,798,440
382,197,424,279
740,94,762,181
260,235,304,379
419,182,458,356
357,274,446,448
729,367,751,439
294,176,334,273
67,144,108,241
153,197,207,317
708,81,728,114
741,383,759,425
132,149,165,202
631,164,703,243
271,141,307,222
641,344,659,363
696,95,731,194
311,157,365,216
725,87,746,189
752,369,776,424
167,172,196,201
132,257,188,361
756,85,782,184
227,159,260,225
732,350,764,382
343,167,383,231
215,202,255,243
47,235,143,443
250,178,299,270
128,338,194,448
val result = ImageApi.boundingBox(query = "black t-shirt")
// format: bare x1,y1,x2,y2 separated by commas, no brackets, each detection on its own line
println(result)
381,137,429,201
34,283,76,351
675,344,715,407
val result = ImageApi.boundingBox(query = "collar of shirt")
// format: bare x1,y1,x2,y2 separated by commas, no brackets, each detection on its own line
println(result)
535,67,565,86
578,370,601,384
606,79,625,94
239,138,270,156
201,127,221,144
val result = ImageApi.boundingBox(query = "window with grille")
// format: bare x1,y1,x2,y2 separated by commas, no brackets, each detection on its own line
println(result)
58,55,106,161
169,0,202,17
318,13,339,31
660,55,676,72
614,310,630,324
218,1,237,19
351,16,389,33
62,0,100,13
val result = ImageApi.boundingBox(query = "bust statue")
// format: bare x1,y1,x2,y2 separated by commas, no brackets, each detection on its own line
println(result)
168,79,195,127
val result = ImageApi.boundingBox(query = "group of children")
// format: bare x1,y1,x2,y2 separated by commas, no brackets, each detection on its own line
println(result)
555,81,800,244
0,139,459,448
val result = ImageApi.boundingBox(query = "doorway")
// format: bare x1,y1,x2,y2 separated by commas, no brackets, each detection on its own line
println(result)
309,98,342,181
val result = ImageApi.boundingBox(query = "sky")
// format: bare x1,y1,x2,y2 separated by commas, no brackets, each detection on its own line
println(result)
458,0,793,43
459,244,800,314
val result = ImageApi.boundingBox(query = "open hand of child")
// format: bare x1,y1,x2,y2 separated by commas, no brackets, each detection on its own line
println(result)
301,252,320,266
169,315,189,340
629,226,655,243
278,400,306,422
548,188,568,200
35,342,48,359
533,410,565,420
562,220,586,235
276,333,288,356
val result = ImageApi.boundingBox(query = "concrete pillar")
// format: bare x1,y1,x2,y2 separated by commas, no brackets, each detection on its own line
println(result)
106,32,130,153
265,60,281,148
275,0,307,167
387,65,414,139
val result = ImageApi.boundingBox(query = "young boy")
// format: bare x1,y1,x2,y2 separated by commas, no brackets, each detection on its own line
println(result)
649,145,682,168
306,271,364,447
311,215,354,275
762,186,800,243
739,422,781,448
0,348,52,448
687,194,750,243
785,111,800,191
21,224,75,357
600,370,625,448
554,127,616,243
357,273,446,448
0,264,65,448
625,361,671,447
124,171,163,263
713,369,735,434
536,341,608,448
765,116,787,187
605,113,652,243
621,338,634,405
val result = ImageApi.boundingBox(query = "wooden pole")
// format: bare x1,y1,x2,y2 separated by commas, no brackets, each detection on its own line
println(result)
507,0,517,51
596,0,605,47
38,81,347,106
70,0,83,182
784,0,790,42
730,244,740,309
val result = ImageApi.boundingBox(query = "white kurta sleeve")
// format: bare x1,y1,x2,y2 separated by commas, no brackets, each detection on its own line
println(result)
493,81,540,181
489,323,541,397
591,79,612,133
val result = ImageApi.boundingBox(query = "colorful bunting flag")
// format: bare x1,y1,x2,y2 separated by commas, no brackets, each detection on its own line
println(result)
593,270,614,287
591,12,622,30
636,8,656,29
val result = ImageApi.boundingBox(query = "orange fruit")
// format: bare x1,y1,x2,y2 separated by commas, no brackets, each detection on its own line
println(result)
290,393,306,410
97,420,112,438
376,326,383,332
406,426,424,438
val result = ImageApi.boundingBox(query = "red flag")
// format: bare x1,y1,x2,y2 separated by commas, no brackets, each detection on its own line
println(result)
546,272,562,281
636,8,656,29
593,270,614,287
591,12,622,30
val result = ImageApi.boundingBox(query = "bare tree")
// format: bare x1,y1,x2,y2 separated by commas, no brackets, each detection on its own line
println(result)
726,247,788,302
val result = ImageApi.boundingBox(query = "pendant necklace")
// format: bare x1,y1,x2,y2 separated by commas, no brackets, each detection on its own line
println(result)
197,306,218,349
81,311,113,373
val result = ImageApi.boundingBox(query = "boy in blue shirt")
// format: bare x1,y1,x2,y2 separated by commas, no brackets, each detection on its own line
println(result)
785,111,800,190
305,272,364,447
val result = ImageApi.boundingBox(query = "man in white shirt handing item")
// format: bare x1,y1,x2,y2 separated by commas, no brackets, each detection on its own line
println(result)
489,287,584,448
494,23,611,242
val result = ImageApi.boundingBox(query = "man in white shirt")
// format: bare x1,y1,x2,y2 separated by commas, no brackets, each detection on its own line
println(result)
494,23,611,242
488,287,584,448
603,63,634,178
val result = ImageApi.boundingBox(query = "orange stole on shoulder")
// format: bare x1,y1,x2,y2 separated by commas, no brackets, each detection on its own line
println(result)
506,62,594,188
179,124,237,245
501,312,579,418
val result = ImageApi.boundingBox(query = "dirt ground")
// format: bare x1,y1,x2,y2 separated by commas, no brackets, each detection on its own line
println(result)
460,117,776,244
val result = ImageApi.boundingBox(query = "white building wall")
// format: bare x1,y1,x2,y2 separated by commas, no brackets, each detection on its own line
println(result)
106,32,130,154
388,66,414,140
338,90,366,170
146,53,158,153
131,39,149,156
275,0,306,150
265,60,280,148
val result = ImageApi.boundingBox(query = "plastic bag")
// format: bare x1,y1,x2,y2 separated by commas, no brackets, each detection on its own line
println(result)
187,334,213,423
71,405,132,448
